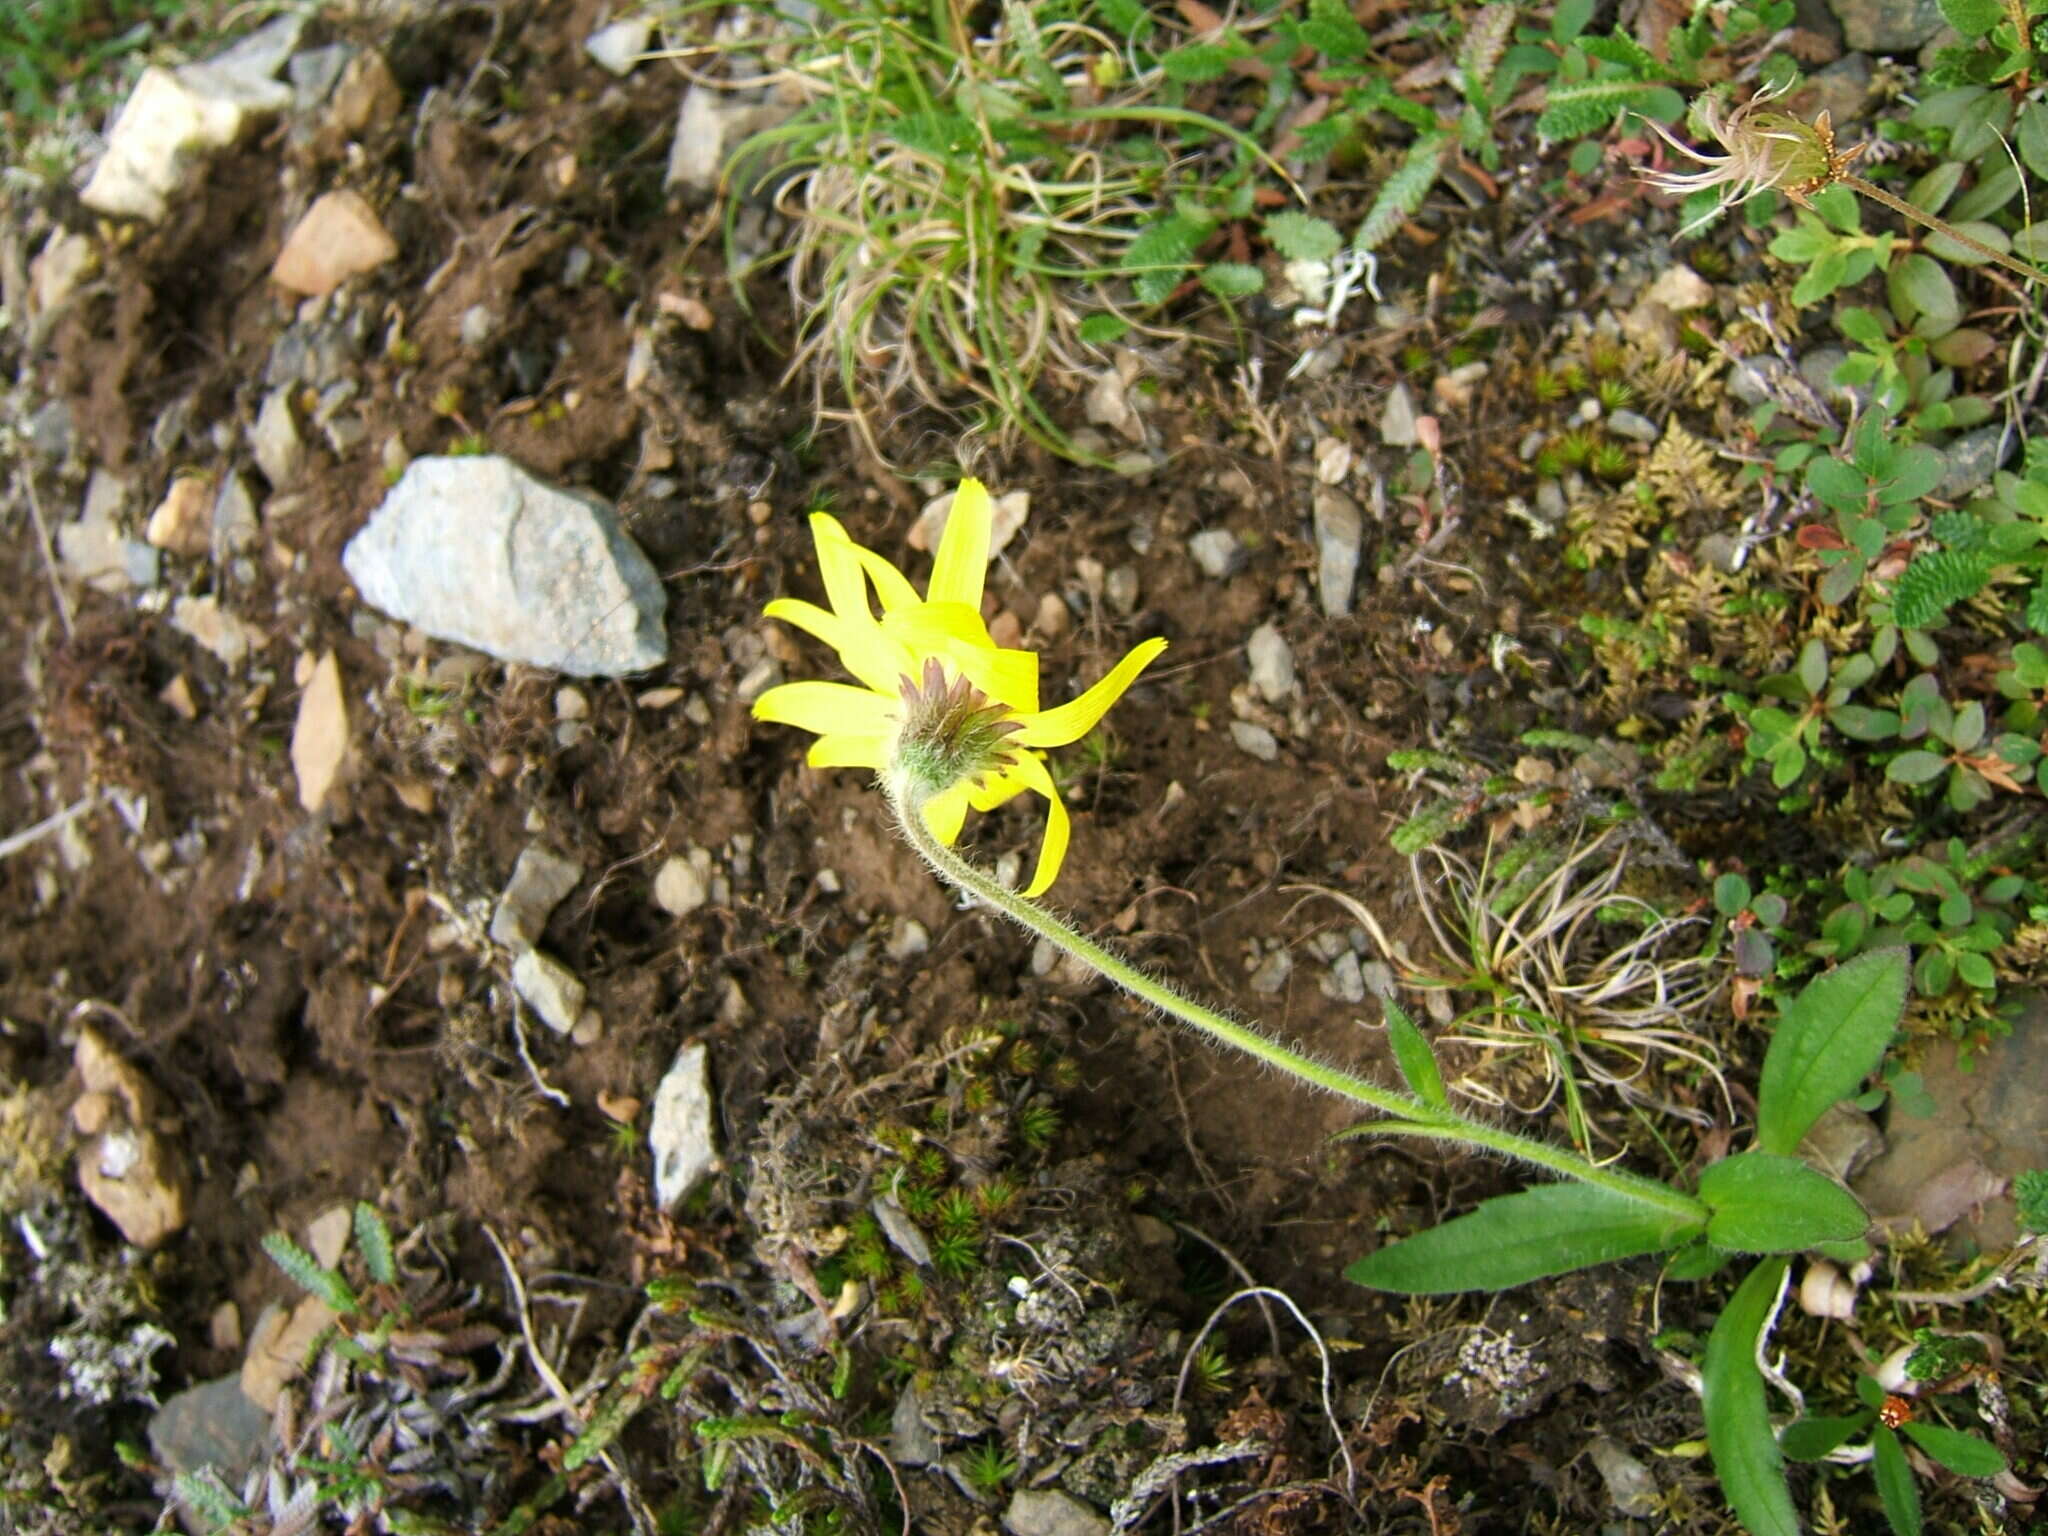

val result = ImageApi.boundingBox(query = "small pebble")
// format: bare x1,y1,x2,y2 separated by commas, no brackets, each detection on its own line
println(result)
571,1010,604,1047
1248,948,1292,995
1033,591,1069,639
886,917,930,962
1230,721,1279,761
1104,565,1141,616
1606,409,1659,443
1246,623,1296,704
1378,382,1419,447
1188,528,1244,580
555,687,589,720
1321,950,1367,1004
655,856,709,917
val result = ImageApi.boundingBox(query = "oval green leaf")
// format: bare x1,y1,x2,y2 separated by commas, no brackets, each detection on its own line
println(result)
1384,999,1447,1109
1698,1153,1869,1253
1900,1420,2006,1478
1703,1257,1800,1536
1756,949,1910,1156
1781,1413,1870,1461
1345,1183,1700,1295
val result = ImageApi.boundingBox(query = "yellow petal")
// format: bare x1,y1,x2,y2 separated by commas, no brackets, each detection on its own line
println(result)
1007,751,1072,897
922,783,972,844
928,478,993,608
809,513,873,625
764,598,912,697
969,764,1030,813
752,680,898,737
847,540,922,615
884,602,1039,713
807,733,890,770
1013,637,1168,747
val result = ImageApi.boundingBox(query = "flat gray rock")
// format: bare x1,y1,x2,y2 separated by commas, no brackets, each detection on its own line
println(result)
344,456,667,677
148,1374,271,1482
651,1043,717,1210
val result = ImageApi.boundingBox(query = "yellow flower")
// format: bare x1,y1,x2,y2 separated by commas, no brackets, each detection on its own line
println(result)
752,478,1167,897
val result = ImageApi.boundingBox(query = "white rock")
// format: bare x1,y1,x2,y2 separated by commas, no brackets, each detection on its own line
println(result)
585,17,653,75
1642,265,1714,313
59,471,149,591
29,231,97,340
1004,1488,1109,1536
1379,381,1419,447
343,456,667,677
886,917,930,961
73,1029,188,1249
290,651,349,812
305,1205,352,1270
1188,528,1243,580
1229,720,1278,761
491,844,584,948
271,190,398,297
1246,623,1295,703
83,65,285,222
650,1043,716,1210
250,389,303,487
1312,486,1363,618
908,485,1030,561
511,949,585,1035
654,855,709,917
666,84,727,193
212,472,259,557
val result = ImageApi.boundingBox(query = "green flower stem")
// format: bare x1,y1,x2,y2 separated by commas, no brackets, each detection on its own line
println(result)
1836,172,2048,290
886,778,1705,1224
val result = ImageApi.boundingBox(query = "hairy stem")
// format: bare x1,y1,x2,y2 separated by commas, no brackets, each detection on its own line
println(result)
1837,172,2048,290
886,776,1706,1222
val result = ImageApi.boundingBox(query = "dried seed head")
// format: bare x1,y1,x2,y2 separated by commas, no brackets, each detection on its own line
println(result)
1641,83,1862,230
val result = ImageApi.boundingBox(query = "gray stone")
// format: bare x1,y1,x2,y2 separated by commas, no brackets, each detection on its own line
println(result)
490,844,583,948
511,949,585,1035
1312,487,1362,618
890,1383,943,1467
1799,1102,1884,1182
1829,0,1944,51
1248,947,1292,995
1606,409,1659,443
1588,1437,1661,1518
212,472,259,557
288,44,353,111
886,916,930,961
1230,720,1278,761
1004,1488,1109,1536
667,84,727,193
343,456,668,677
650,1043,716,1210
1853,993,2048,1249
1800,52,1875,126
1534,478,1568,525
1104,565,1141,617
459,304,497,349
28,399,73,460
1188,528,1244,580
585,17,654,75
148,1375,271,1483
1322,950,1366,1004
1937,426,2012,501
1246,623,1295,703
266,322,357,390
1378,381,1419,447
250,388,302,488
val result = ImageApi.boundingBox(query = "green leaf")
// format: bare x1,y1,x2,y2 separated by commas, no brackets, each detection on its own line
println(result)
1888,254,1960,339
1344,1183,1699,1294
1384,999,1447,1109
1263,209,1340,262
1756,949,1910,1156
1078,313,1129,346
1697,1152,1869,1252
1714,873,1754,916
1199,262,1264,298
1900,1421,2006,1477
261,1231,360,1316
1160,43,1239,82
1121,214,1208,306
354,1202,397,1287
2019,102,2048,183
1829,705,1900,741
1806,456,1869,512
1878,445,1947,506
1796,638,1828,698
1782,1413,1871,1460
1351,133,1448,255
1664,1240,1732,1281
1703,1258,1800,1536
1938,0,2005,36
1874,1425,1924,1536
2016,1168,2048,1233
1551,0,1597,44
1536,77,1666,140
1887,750,1950,785
1906,161,1965,216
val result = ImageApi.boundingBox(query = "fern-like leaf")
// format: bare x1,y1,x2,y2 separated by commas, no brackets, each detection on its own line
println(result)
1536,78,1673,140
1891,548,1994,630
1458,4,1516,100
261,1230,361,1316
1122,214,1208,306
1352,133,1450,255
173,1471,251,1532
354,1202,397,1287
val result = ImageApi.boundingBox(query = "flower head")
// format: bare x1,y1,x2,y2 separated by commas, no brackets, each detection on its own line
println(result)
1641,82,1859,232
753,479,1167,897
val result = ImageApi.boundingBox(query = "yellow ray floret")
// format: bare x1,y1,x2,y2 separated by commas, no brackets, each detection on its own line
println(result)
752,478,1166,896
